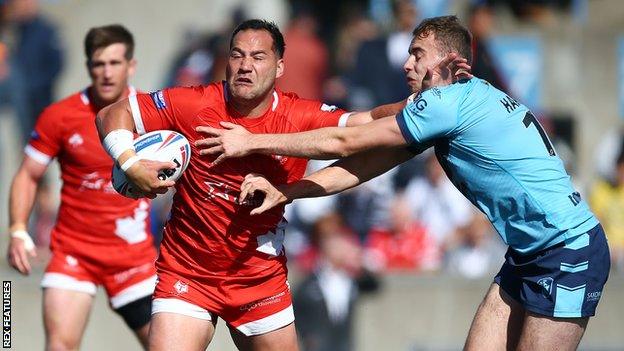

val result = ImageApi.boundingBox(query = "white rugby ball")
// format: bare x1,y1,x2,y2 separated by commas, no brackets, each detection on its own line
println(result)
112,130,191,199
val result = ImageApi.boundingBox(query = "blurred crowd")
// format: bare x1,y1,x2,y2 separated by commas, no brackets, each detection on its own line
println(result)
2,0,624,349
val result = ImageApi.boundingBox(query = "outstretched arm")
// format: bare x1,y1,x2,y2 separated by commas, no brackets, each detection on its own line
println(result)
240,146,415,215
200,114,409,165
196,53,470,165
346,98,410,126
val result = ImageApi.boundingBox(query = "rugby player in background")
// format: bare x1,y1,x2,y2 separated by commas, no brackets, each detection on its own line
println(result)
7,25,156,350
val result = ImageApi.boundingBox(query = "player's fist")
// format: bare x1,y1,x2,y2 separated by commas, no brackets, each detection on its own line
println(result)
125,159,176,198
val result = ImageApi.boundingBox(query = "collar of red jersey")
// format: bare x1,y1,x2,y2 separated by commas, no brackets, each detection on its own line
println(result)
80,85,137,105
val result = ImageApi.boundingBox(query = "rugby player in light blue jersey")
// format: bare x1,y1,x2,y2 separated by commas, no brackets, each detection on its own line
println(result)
197,15,610,351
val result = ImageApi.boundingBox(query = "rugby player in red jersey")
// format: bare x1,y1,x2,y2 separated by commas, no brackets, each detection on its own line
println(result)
96,19,469,351
7,25,156,350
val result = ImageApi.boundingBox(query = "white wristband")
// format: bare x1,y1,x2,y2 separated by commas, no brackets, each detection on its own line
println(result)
338,112,353,127
11,230,35,251
120,155,141,172
103,129,135,160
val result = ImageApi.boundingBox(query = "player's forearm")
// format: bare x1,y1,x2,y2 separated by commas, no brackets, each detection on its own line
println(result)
346,99,409,127
246,127,360,159
369,99,408,120
282,166,361,202
95,100,135,139
283,147,414,202
8,170,39,232
96,100,137,164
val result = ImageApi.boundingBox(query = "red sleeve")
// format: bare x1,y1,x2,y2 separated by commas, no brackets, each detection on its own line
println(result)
25,106,61,164
290,99,350,131
129,86,206,134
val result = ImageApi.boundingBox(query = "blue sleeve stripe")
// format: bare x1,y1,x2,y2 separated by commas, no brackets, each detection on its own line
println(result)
395,112,422,154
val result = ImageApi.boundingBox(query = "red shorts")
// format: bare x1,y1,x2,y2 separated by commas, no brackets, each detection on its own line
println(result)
42,244,157,309
152,266,294,336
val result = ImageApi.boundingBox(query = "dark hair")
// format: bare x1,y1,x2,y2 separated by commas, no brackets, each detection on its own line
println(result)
84,24,134,62
229,19,285,58
412,15,473,64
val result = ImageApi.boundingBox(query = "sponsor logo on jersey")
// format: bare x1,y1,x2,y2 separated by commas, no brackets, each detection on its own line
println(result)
68,133,84,147
431,87,442,99
79,172,107,191
65,255,78,267
174,280,188,294
320,103,338,112
586,291,602,302
415,97,428,111
150,90,167,110
204,181,237,202
113,262,152,283
407,92,428,111
239,291,285,311
537,277,554,297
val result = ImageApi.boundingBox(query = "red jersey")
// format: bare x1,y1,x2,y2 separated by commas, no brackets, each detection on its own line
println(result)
27,87,155,261
366,224,440,272
130,82,349,277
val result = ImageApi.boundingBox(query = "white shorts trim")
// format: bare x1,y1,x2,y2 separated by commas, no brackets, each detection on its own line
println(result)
24,145,52,165
110,275,157,309
236,305,295,336
129,94,145,135
41,273,97,295
338,112,353,127
152,298,213,321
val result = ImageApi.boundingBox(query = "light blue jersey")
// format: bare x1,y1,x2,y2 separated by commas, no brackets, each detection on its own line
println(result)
396,78,598,254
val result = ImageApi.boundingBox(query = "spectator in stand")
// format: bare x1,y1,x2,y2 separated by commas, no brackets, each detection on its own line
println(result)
293,212,371,351
402,152,473,256
164,30,219,87
277,4,328,100
0,4,29,145
445,211,506,278
590,148,624,271
467,2,508,92
164,7,245,87
337,166,397,242
365,195,439,272
4,0,63,143
324,5,378,109
348,0,416,109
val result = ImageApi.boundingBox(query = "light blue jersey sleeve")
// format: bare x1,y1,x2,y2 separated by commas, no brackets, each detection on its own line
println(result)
395,87,461,147
395,79,598,255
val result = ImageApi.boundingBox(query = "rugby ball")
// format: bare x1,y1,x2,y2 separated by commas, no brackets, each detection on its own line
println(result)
112,130,191,199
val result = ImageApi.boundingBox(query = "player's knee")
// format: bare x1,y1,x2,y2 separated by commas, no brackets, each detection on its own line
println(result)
46,336,80,351
114,295,152,331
